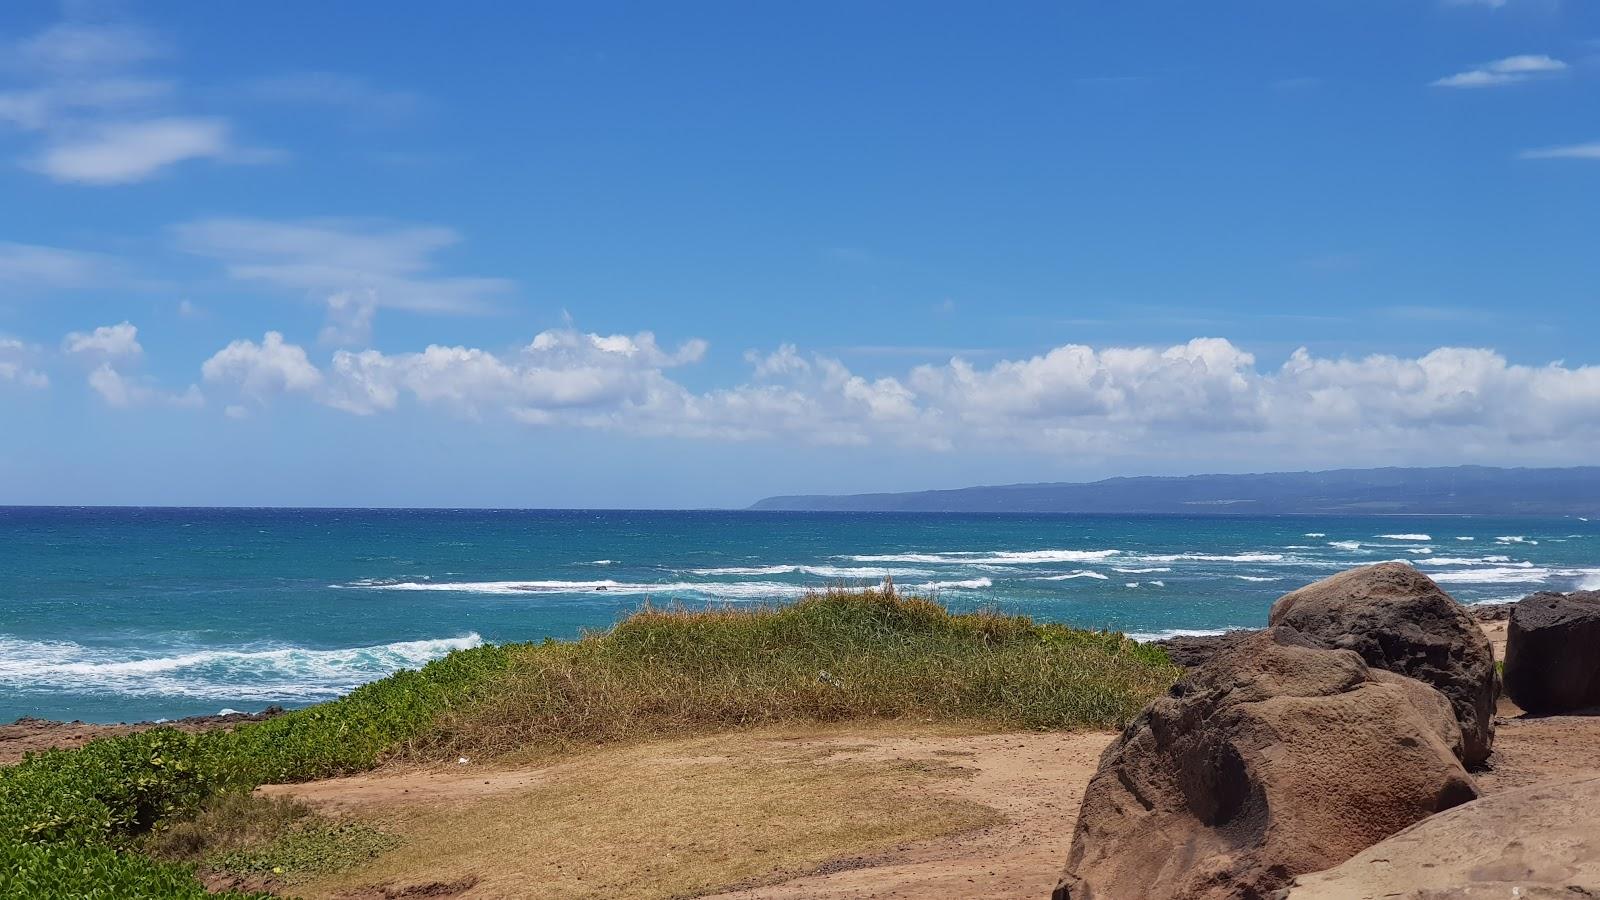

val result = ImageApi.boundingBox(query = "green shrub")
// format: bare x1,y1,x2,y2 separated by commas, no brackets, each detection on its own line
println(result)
0,842,268,899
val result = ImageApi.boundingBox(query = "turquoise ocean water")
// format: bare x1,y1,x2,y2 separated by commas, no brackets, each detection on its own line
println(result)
2,507,1595,723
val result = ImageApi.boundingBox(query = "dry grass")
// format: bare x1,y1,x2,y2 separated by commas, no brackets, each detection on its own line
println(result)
409,588,1175,762
289,726,1000,900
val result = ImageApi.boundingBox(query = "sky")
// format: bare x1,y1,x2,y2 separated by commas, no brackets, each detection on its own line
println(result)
1,0,1598,508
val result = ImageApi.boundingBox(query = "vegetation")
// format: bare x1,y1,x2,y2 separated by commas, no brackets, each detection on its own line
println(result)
0,588,1176,897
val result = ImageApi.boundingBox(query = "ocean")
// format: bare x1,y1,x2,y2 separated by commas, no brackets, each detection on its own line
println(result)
2,507,1595,724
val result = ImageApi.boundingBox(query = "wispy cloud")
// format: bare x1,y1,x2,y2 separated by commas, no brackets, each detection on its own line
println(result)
0,337,49,390
0,241,116,289
236,72,425,125
174,217,514,315
1432,54,1568,88
1519,141,1600,160
0,18,271,184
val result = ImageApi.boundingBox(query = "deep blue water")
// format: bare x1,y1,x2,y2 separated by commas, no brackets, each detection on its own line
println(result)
2,507,1595,723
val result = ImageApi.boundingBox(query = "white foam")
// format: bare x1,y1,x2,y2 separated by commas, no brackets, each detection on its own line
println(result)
1124,582,1140,588
583,560,615,566
1328,541,1362,551
905,578,993,592
1303,533,1326,538
1127,627,1236,643
1140,552,1286,563
1113,567,1172,574
1425,567,1550,585
1495,536,1538,545
355,579,814,600
1234,575,1279,582
1150,580,1165,587
689,564,931,578
0,633,482,701
1424,556,1519,566
1379,533,1432,541
1037,571,1110,581
1456,536,1475,541
845,549,1121,565
1580,574,1600,590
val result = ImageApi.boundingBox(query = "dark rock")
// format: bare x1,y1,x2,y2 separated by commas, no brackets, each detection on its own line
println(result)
1268,563,1496,767
1149,630,1260,668
1279,776,1600,898
1466,602,1513,623
1504,591,1600,714
1053,628,1478,900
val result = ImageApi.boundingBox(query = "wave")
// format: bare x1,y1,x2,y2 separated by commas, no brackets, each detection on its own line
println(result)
904,578,993,592
688,564,931,578
844,549,1121,565
1140,552,1286,563
1495,536,1538,545
582,560,615,566
1423,556,1518,567
1581,574,1600,590
1038,571,1110,581
1126,627,1239,643
1113,567,1172,574
1328,541,1362,551
1303,533,1326,538
1456,536,1475,541
0,633,481,701
1378,533,1431,541
351,579,815,600
1234,575,1279,582
1425,567,1551,585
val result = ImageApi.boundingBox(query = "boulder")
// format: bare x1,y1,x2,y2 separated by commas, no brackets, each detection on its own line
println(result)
1150,630,1260,668
1279,776,1600,898
1053,628,1478,900
1503,590,1600,714
1268,563,1496,766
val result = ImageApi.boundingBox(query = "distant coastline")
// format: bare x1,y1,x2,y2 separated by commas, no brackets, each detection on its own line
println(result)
750,465,1600,516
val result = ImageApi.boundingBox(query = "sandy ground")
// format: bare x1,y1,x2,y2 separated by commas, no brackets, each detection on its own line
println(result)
0,708,281,765
696,731,1110,900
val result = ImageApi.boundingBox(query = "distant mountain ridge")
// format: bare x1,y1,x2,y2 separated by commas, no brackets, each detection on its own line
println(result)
748,466,1600,516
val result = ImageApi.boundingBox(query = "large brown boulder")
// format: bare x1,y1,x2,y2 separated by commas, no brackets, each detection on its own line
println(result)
1280,776,1600,898
1504,590,1600,714
1267,563,1496,767
1053,628,1478,900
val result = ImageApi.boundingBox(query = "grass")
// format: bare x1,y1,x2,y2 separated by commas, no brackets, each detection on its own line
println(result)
288,727,1001,900
0,587,1177,897
419,588,1176,759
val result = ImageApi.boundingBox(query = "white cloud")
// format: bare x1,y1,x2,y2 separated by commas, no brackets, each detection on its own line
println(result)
174,217,513,314
318,289,378,346
29,116,234,184
0,241,114,289
1,17,272,184
0,337,49,389
1432,54,1568,88
201,331,324,400
1520,141,1600,160
63,321,142,360
87,363,202,409
191,330,1600,466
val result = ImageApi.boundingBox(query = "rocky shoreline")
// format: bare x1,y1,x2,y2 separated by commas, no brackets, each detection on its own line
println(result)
0,706,284,765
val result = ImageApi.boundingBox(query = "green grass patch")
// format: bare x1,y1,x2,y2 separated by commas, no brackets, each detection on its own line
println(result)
0,588,1177,897
418,588,1178,757
210,821,401,885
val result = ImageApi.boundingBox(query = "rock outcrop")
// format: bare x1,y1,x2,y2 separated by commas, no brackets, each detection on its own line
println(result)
1150,630,1259,668
1503,590,1600,714
1267,563,1496,766
1053,628,1478,900
1279,776,1600,898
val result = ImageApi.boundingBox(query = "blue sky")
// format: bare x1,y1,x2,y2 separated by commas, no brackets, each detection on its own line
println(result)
2,0,1597,508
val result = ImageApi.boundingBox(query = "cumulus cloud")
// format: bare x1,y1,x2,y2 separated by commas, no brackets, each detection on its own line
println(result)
63,321,142,360
174,217,512,315
60,321,202,408
1432,54,1567,88
0,337,49,389
191,330,1600,466
87,363,202,409
201,331,324,400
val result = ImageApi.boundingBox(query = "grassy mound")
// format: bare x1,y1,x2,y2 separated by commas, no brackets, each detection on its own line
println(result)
422,589,1176,757
0,589,1176,897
